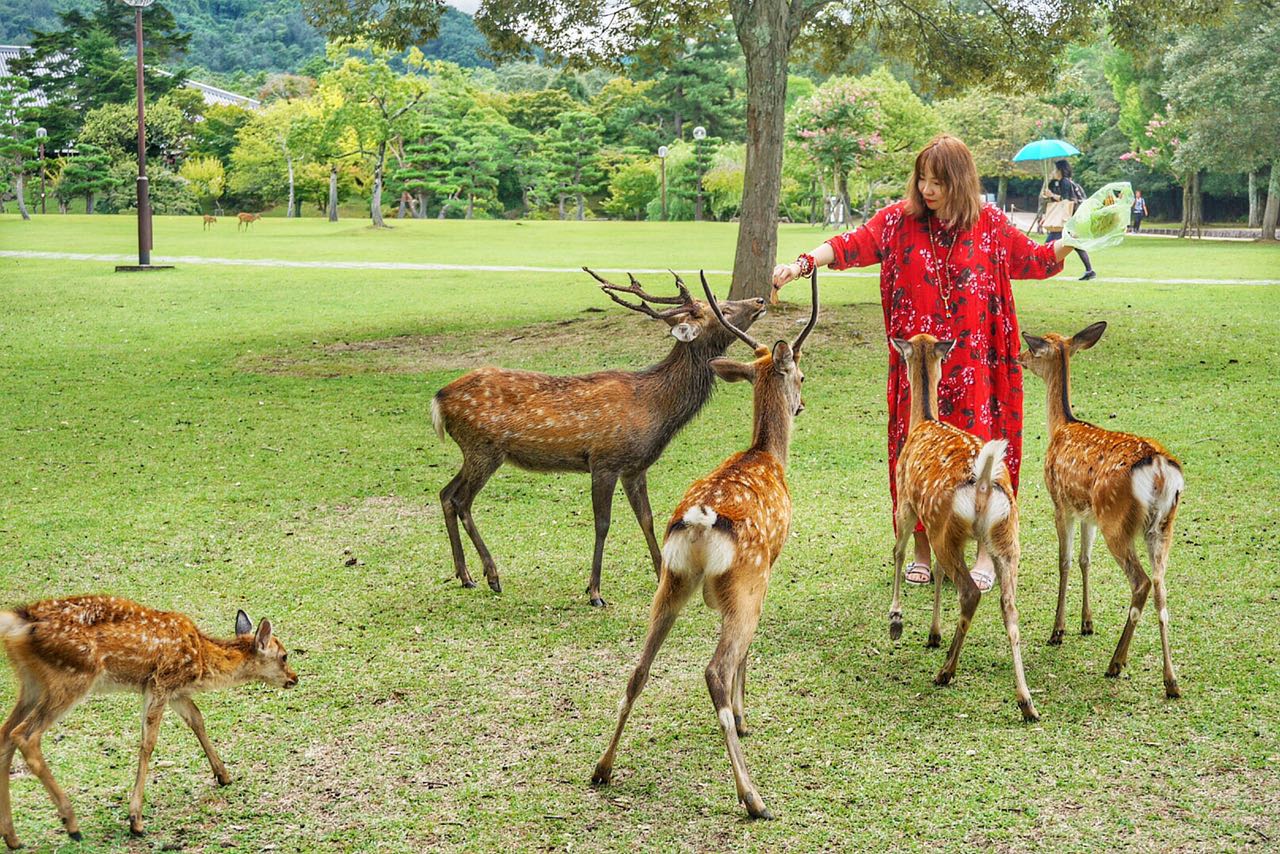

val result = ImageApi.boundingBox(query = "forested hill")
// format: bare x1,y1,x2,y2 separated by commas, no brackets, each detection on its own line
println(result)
0,1,489,74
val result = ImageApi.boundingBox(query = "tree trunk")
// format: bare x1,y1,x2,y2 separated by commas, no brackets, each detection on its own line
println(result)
1191,170,1203,237
398,192,408,219
87,191,95,215
1248,169,1261,228
558,193,565,220
836,169,852,228
328,166,339,222
15,171,30,220
1178,174,1191,238
576,193,584,220
997,175,1008,211
371,142,387,228
728,0,791,300
1261,161,1279,243
286,155,296,218
466,192,474,219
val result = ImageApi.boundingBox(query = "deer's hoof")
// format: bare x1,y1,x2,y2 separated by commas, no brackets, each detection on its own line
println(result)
925,633,941,649
590,764,612,786
589,597,608,608
459,579,477,590
1104,662,1123,679
3,838,22,851
1048,629,1064,646
934,670,954,687
487,578,502,594
1018,700,1040,723
128,822,145,838
889,618,903,641
215,773,231,787
1165,681,1182,700
744,794,774,820
67,831,82,842
1081,621,1094,636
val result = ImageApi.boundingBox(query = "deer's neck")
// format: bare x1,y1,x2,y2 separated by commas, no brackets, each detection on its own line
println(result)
750,385,793,467
193,636,254,692
907,358,941,429
1045,351,1077,434
638,339,718,430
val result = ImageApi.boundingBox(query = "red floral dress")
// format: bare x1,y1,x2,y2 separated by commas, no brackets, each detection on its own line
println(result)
825,201,1063,520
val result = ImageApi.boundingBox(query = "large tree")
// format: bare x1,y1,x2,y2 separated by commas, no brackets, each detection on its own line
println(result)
0,76,38,219
302,0,1225,297
937,89,1053,210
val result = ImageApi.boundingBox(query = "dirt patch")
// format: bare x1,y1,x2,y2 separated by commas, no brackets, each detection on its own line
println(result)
240,302,882,379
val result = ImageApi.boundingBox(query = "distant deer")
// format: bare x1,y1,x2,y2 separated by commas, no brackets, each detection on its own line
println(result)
236,212,261,231
0,596,297,847
1019,322,1184,697
432,269,766,606
202,214,217,230
592,271,818,820
887,334,1038,722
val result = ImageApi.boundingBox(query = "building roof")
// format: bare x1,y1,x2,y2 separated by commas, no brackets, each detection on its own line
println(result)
0,45,260,110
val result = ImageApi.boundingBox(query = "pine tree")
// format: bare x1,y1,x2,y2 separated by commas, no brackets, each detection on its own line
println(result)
541,111,605,220
58,143,115,214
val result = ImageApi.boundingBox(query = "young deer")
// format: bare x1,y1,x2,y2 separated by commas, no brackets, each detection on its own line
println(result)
432,269,766,606
202,214,217,230
592,271,817,820
887,334,1038,722
1019,322,1184,698
0,596,297,847
236,212,261,231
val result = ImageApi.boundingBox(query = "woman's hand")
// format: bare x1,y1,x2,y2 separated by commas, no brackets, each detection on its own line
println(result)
771,263,801,289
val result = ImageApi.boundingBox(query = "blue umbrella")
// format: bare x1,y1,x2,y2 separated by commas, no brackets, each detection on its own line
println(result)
1012,139,1081,162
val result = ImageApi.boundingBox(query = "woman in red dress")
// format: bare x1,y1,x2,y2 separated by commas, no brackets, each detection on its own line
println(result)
773,135,1072,590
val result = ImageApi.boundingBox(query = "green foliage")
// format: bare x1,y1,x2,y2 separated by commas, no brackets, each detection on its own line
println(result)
302,0,444,52
98,159,198,214
504,88,579,134
937,89,1054,180
602,158,657,220
179,155,226,212
591,78,662,151
537,110,605,219
702,146,745,221
635,23,744,141
78,97,191,161
190,104,255,162
57,143,117,213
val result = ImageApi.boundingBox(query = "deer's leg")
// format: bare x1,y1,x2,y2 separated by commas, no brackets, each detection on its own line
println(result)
705,582,771,820
453,450,504,593
621,471,663,579
889,503,917,641
991,540,1038,721
1104,539,1150,680
128,690,168,837
10,685,87,843
928,545,944,648
1,688,37,849
1079,520,1098,635
587,469,620,607
934,534,979,687
1147,509,1180,698
169,697,229,785
732,654,749,737
1049,507,1075,645
440,471,474,589
593,568,695,785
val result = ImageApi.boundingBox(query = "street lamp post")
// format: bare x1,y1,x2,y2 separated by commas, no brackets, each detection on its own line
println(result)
692,126,706,222
35,127,46,214
116,0,171,271
657,145,668,221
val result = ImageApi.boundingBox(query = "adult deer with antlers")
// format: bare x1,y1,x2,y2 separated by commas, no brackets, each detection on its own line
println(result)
592,271,817,820
431,269,766,606
1019,322,1184,697
0,597,297,847
887,333,1038,722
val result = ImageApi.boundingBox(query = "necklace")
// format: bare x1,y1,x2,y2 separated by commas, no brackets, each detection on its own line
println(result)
926,216,959,318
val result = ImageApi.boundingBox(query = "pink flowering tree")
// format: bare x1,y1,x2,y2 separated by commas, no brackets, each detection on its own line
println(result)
789,78,884,226
1122,112,1204,236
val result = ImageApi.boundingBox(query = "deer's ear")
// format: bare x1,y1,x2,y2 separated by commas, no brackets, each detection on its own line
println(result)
771,340,795,372
709,358,755,384
934,339,956,361
889,337,912,361
1070,321,1107,352
254,618,274,652
235,610,253,636
670,321,701,342
1022,333,1053,357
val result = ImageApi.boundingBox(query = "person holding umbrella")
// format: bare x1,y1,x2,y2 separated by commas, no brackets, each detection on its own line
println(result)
1043,159,1097,280
772,134,1073,592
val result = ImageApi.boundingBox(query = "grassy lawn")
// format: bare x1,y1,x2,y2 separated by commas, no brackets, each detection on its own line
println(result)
1,215,1278,851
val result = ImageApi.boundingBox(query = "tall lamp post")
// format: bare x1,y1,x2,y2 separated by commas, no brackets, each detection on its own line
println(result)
657,145,668,221
692,126,707,222
116,0,171,271
35,127,46,214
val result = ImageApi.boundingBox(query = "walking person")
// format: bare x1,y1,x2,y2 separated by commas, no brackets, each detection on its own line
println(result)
772,134,1073,591
1042,160,1096,280
1131,190,1148,232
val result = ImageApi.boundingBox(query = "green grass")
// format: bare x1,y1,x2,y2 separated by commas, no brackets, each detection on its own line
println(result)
1,215,1278,852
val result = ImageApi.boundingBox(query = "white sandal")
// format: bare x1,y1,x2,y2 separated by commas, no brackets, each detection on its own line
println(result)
904,562,932,585
970,565,995,593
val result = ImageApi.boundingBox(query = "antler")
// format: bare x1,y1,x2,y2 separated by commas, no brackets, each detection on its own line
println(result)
583,267,695,319
792,269,819,354
700,270,763,354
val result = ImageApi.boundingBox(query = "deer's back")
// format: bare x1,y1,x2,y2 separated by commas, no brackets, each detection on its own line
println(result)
897,422,1013,527
1046,421,1179,517
669,449,791,569
6,596,203,690
436,366,666,471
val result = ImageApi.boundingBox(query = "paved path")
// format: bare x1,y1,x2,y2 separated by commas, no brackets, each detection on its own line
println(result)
2,249,1278,286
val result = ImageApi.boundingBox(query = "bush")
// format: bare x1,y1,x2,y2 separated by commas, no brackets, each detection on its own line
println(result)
99,161,200,215
602,159,658,220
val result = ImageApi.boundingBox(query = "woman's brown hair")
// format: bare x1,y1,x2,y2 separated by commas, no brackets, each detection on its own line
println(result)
904,134,983,231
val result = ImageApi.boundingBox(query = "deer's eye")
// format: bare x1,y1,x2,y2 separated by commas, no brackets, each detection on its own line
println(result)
281,653,288,663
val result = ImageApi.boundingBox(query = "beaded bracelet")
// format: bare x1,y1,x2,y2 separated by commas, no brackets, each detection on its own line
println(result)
794,253,816,277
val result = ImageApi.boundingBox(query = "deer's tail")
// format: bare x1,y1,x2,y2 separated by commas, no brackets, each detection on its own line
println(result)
430,394,448,442
971,440,1012,534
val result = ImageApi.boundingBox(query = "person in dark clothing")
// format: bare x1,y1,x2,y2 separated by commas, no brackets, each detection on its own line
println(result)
1043,159,1096,281
1132,190,1148,231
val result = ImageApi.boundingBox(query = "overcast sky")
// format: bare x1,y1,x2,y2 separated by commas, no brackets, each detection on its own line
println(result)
449,0,481,13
